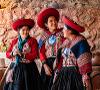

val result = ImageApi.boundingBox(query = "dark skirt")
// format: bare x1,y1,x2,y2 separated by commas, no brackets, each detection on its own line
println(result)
3,61,42,90
41,57,55,90
51,66,84,90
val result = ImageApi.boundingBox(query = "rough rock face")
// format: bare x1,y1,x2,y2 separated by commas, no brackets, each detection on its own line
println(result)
0,0,100,52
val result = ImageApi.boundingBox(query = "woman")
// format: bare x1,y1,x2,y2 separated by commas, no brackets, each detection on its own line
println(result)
51,16,92,90
37,7,64,90
3,18,41,90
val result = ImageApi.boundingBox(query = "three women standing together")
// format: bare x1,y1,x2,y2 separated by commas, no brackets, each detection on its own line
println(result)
3,7,92,90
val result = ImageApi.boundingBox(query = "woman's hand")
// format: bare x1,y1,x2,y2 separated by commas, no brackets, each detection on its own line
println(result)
82,74,92,89
6,69,13,83
11,50,22,57
43,64,52,76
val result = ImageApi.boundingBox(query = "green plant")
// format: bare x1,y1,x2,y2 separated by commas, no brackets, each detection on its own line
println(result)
0,41,7,52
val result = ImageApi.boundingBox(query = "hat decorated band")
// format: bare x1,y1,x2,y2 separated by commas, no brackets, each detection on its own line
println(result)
37,7,60,29
62,16,85,33
12,18,35,31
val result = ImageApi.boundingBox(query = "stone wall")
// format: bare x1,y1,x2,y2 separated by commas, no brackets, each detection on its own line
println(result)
0,0,100,52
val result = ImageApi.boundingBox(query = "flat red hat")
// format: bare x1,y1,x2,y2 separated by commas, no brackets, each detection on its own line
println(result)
37,7,59,29
62,16,85,32
12,18,35,31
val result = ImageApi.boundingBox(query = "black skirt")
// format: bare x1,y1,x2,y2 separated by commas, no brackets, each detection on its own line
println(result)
40,57,55,90
51,66,84,90
3,61,42,90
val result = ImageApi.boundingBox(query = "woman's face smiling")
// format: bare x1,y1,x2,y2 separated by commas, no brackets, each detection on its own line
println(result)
19,26,30,39
63,28,72,39
46,16,58,33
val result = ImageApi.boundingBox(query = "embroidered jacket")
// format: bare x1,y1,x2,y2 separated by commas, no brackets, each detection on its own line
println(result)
59,35,92,75
39,28,64,62
6,37,38,62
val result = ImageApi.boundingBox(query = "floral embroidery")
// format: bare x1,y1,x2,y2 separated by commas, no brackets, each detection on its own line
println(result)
23,43,31,54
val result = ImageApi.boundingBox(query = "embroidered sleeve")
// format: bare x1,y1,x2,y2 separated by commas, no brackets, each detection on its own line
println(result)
75,40,92,75
38,39,47,61
6,39,18,59
77,52,92,75
38,34,47,62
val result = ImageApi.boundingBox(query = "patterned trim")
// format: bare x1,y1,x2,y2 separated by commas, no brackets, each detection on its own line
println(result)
77,52,92,67
12,42,31,54
56,31,63,37
23,43,31,54
70,35,85,48
79,63,92,74
44,30,63,57
41,31,50,42
20,59,31,63
12,41,31,61
41,29,63,42
62,50,78,67
61,39,70,48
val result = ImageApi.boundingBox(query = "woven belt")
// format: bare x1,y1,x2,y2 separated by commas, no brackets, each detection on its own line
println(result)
63,64,76,67
47,56,56,58
20,60,31,63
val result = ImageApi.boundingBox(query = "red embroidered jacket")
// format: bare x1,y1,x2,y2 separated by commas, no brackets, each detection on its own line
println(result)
57,35,92,75
6,37,38,62
39,28,64,62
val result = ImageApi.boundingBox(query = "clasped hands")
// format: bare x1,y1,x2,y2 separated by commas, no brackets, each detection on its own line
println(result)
11,50,25,58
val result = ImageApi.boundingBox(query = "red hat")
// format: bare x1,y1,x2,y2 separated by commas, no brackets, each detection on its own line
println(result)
37,7,59,29
62,16,85,33
12,18,35,31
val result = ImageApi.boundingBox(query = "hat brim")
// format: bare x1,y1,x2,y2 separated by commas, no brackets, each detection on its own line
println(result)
12,19,34,31
62,16,85,33
37,8,59,29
